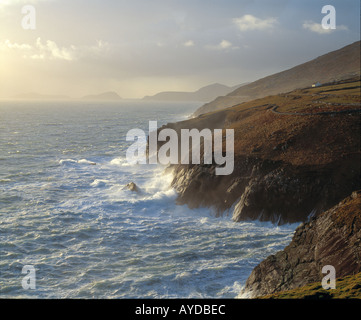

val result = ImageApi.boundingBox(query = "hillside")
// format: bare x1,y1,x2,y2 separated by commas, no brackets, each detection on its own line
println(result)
160,77,360,224
143,83,245,102
194,41,360,116
158,77,360,299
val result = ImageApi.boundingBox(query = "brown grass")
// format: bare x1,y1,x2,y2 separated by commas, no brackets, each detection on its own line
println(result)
218,79,361,167
260,272,361,299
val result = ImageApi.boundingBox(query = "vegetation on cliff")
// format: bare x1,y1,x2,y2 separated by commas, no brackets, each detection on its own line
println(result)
167,78,360,224
194,41,360,116
260,272,361,299
155,40,361,300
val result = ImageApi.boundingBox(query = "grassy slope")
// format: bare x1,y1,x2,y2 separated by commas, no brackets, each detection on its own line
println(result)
194,41,360,116
189,78,360,167
260,272,361,299
167,78,360,221
223,77,361,167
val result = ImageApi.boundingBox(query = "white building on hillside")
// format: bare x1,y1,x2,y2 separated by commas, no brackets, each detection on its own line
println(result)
312,82,322,88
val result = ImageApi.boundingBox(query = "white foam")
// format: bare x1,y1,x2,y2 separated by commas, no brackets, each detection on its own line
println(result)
59,158,77,165
142,167,174,192
77,159,96,165
109,157,130,167
90,179,108,187
218,281,244,297
59,158,96,165
1,101,300,299
175,271,192,280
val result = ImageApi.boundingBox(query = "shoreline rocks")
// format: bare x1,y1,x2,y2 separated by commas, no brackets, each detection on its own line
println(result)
124,182,141,193
169,153,360,224
157,78,360,297
238,190,361,298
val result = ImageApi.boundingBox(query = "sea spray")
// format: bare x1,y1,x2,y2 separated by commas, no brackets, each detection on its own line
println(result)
0,101,297,298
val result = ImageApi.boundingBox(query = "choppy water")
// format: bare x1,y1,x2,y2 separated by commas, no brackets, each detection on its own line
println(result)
0,100,297,298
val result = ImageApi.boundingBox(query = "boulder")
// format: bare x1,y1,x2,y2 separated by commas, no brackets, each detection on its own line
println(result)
125,182,141,193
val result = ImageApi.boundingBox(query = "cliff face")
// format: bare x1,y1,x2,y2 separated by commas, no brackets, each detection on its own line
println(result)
158,43,361,300
171,157,359,224
193,41,360,116
239,190,361,298
166,78,360,224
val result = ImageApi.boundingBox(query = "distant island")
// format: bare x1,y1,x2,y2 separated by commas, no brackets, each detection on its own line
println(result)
81,91,122,101
143,83,248,102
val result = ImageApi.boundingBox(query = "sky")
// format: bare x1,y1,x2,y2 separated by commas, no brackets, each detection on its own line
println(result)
0,0,360,99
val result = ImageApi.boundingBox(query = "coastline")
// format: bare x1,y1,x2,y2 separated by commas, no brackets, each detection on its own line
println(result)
239,190,361,298
160,78,361,298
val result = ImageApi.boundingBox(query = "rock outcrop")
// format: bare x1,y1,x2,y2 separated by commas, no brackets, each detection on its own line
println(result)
171,156,359,224
239,191,361,298
124,182,141,193
166,78,360,224
156,45,361,300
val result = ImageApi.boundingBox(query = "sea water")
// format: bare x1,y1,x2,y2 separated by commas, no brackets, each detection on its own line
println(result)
0,100,298,298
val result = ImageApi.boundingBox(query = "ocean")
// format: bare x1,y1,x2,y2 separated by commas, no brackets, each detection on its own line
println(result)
0,100,298,298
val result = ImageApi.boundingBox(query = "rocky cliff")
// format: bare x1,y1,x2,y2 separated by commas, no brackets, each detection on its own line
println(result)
165,78,360,224
157,77,360,299
239,190,361,298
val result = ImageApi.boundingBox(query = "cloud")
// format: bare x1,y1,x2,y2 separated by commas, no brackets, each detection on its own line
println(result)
302,21,348,34
0,38,75,60
233,14,278,31
211,40,239,50
0,39,32,50
32,38,74,60
218,40,232,49
0,38,109,61
206,40,238,51
183,40,195,47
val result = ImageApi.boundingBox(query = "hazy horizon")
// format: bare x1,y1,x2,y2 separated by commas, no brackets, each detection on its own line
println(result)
0,0,360,99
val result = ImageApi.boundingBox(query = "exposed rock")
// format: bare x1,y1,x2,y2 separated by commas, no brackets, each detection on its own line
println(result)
239,190,361,298
164,78,360,224
170,156,360,224
125,182,141,193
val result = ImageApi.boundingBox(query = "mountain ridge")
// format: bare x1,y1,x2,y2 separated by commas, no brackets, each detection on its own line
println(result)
194,41,360,116
143,82,247,102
